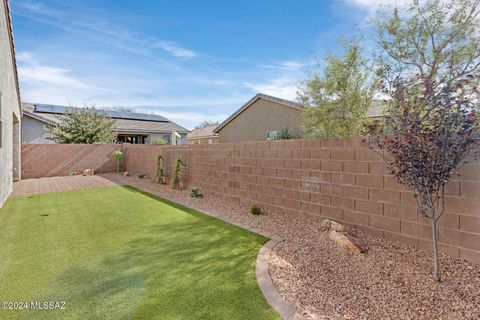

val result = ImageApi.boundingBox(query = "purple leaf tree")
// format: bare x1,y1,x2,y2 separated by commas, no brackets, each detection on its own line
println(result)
372,74,479,281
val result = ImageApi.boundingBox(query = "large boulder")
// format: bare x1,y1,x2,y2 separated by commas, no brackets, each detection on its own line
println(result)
82,169,95,176
320,219,367,253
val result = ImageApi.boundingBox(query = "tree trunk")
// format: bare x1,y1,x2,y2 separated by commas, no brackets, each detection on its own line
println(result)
116,160,120,173
432,217,441,282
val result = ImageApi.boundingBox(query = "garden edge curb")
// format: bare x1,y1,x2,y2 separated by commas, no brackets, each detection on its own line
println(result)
256,240,308,320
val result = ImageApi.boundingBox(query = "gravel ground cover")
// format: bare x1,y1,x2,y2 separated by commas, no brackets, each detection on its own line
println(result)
102,173,480,320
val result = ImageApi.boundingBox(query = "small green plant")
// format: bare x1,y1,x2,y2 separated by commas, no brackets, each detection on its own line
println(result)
172,158,184,190
278,127,293,140
155,155,165,184
190,188,203,198
68,171,77,176
151,137,168,145
138,173,145,179
250,204,262,215
113,150,124,173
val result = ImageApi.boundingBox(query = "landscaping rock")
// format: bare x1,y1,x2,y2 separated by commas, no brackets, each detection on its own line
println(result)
82,169,95,176
320,219,367,254
123,171,129,177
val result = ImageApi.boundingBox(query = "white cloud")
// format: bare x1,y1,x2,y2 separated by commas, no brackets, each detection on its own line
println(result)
243,76,300,101
17,52,103,97
134,109,228,129
19,65,90,90
18,56,92,91
343,0,408,12
15,1,197,59
16,52,244,108
260,60,306,71
243,60,308,100
153,41,196,58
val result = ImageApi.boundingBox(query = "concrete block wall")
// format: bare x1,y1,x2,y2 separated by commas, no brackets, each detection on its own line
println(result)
125,137,480,264
20,138,480,263
21,144,121,178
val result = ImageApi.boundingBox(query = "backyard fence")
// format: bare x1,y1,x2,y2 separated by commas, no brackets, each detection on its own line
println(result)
21,144,120,178
22,138,480,264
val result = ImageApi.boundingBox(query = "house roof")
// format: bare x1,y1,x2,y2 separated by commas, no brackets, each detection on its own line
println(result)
187,125,219,139
3,0,21,109
214,93,304,133
366,100,387,118
22,103,190,133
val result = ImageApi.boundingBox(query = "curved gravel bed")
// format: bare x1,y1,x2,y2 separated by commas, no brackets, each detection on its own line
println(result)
101,174,480,320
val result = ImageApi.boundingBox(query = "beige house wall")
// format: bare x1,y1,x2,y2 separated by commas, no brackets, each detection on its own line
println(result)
188,136,219,144
0,0,21,208
217,99,302,142
22,115,54,143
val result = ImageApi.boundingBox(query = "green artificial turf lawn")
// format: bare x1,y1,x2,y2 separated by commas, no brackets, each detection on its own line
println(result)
0,186,279,320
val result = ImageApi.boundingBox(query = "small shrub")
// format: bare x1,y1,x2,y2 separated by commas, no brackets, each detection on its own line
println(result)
155,155,165,184
151,137,168,145
138,173,145,179
190,188,203,198
250,204,262,215
68,171,77,176
278,127,293,140
172,158,184,189
113,150,124,173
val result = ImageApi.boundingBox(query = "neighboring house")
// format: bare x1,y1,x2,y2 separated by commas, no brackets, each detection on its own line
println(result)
366,100,386,120
22,103,190,145
0,0,22,208
214,93,304,143
187,125,219,144
214,93,389,143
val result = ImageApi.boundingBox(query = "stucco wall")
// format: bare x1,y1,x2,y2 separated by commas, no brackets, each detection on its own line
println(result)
0,0,21,208
217,99,302,142
188,137,219,144
22,115,53,143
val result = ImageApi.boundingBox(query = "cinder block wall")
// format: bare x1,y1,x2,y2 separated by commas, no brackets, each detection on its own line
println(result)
21,144,121,178
125,137,480,264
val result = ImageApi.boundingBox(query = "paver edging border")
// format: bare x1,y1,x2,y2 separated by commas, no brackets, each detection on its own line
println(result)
120,183,306,320
256,240,307,320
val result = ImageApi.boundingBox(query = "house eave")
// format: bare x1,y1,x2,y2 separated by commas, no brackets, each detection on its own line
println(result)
214,93,304,133
3,0,21,111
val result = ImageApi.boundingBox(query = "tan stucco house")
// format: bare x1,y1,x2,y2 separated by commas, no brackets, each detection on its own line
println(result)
187,124,219,144
22,103,190,145
0,0,22,208
214,93,304,143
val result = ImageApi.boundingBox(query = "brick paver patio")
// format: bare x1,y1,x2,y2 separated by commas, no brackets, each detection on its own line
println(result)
12,175,118,196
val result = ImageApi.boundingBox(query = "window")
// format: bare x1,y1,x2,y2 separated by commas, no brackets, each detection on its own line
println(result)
162,134,171,144
266,130,277,141
117,135,147,144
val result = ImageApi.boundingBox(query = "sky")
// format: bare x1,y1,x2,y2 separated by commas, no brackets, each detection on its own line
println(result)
10,0,404,129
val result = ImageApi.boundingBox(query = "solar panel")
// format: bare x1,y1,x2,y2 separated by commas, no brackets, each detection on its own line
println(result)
35,104,69,114
103,110,169,122
34,104,169,122
34,104,54,113
51,105,69,113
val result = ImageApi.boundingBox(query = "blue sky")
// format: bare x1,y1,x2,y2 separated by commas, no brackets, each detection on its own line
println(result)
10,0,394,129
